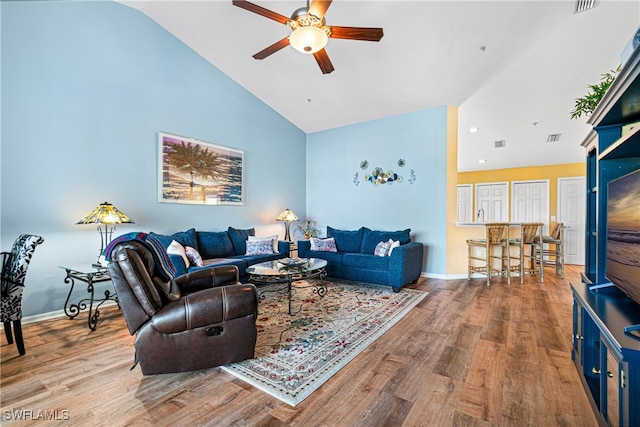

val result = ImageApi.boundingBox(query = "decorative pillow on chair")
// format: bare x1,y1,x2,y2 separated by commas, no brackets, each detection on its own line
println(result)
167,240,190,267
245,239,275,255
310,237,338,252
374,240,392,257
184,246,204,267
248,235,279,254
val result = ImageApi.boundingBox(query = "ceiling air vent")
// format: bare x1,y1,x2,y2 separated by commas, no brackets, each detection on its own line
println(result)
547,133,562,143
494,140,506,148
574,0,596,14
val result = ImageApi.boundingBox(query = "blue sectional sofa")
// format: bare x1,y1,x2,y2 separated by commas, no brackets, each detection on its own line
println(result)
297,226,423,292
149,227,290,282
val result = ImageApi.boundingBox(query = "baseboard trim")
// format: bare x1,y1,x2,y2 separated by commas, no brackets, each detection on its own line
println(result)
1,301,118,328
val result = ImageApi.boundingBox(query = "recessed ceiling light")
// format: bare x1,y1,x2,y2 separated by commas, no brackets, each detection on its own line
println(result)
469,127,479,133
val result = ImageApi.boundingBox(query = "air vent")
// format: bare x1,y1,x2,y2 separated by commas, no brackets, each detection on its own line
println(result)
494,140,506,148
547,133,562,143
574,0,596,14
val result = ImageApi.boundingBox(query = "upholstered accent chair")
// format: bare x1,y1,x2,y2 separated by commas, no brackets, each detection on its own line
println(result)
108,241,258,375
1,234,45,355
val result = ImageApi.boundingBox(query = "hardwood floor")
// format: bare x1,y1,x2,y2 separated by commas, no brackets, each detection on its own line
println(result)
1,266,597,426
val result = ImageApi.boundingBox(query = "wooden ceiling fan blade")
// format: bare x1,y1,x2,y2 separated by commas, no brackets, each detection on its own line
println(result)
308,0,332,20
313,49,334,74
232,0,290,25
330,26,384,42
253,37,290,60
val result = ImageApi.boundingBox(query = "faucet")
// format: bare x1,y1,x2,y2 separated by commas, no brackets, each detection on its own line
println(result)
477,208,485,223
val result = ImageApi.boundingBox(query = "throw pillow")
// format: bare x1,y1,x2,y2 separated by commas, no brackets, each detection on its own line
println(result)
310,237,338,252
245,239,274,255
196,231,234,258
184,246,204,267
166,240,189,267
228,227,256,255
388,239,401,255
171,228,199,251
248,235,279,254
374,240,392,257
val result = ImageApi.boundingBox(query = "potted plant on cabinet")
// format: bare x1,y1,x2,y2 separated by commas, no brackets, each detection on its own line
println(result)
570,66,620,119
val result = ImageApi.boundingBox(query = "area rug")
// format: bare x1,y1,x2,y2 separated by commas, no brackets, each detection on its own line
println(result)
221,279,427,406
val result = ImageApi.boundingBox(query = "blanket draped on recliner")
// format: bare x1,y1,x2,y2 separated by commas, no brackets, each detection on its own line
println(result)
104,232,176,281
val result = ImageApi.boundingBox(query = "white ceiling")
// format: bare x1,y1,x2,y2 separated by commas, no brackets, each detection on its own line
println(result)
118,0,640,171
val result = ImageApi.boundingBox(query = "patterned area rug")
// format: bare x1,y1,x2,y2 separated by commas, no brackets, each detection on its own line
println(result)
221,279,427,406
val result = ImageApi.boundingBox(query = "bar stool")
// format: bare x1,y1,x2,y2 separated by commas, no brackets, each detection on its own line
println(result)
467,223,511,286
535,223,564,279
508,223,544,284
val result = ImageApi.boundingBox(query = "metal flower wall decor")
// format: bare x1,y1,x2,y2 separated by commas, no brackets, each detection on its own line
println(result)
354,158,416,187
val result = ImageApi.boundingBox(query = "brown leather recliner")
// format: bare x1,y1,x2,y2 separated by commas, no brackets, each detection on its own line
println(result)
107,241,258,375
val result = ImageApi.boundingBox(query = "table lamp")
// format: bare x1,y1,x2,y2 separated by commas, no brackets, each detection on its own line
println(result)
76,201,134,267
276,208,299,242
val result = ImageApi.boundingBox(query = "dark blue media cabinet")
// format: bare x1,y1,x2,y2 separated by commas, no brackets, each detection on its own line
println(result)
575,45,640,426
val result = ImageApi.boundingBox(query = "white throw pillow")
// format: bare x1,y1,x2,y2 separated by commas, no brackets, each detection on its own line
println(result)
388,239,400,255
167,240,190,267
248,235,279,253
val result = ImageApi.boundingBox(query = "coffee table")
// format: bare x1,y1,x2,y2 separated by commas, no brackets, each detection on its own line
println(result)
246,258,327,315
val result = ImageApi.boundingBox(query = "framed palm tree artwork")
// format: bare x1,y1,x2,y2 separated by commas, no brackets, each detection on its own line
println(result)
158,132,244,205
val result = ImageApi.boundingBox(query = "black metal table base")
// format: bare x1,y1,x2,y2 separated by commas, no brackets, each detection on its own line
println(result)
252,269,327,315
62,268,117,331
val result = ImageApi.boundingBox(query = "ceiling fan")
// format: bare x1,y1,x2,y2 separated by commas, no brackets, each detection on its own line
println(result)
232,0,384,74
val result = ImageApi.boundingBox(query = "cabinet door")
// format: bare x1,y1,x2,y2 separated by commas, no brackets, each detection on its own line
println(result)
604,346,629,427
457,184,473,223
572,300,584,369
475,182,508,222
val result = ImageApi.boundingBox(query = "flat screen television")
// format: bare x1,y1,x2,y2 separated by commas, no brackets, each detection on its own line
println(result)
606,168,640,316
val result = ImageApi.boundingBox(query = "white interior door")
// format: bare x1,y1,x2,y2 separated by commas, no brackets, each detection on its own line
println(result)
558,177,586,265
511,180,549,233
457,184,473,223
475,182,508,222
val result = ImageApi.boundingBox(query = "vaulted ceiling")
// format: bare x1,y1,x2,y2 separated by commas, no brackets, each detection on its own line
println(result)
119,0,640,171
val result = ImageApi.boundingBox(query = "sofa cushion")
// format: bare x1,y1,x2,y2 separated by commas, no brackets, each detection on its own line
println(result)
305,250,345,265
228,227,255,255
361,229,411,254
171,228,199,251
197,231,234,258
327,226,368,253
343,253,389,270
148,232,173,249
186,258,248,277
237,252,285,266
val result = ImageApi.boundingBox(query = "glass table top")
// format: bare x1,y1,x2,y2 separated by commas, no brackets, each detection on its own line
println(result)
245,258,327,276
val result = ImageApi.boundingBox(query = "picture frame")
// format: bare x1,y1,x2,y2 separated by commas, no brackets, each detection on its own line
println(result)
158,132,244,205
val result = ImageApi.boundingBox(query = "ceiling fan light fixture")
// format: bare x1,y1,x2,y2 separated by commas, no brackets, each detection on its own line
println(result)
289,26,328,54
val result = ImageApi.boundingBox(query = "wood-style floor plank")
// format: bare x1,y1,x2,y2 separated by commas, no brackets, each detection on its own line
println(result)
1,266,598,426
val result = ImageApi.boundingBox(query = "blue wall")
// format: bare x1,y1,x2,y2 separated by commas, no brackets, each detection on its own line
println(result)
306,107,449,274
1,1,449,317
1,1,306,316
